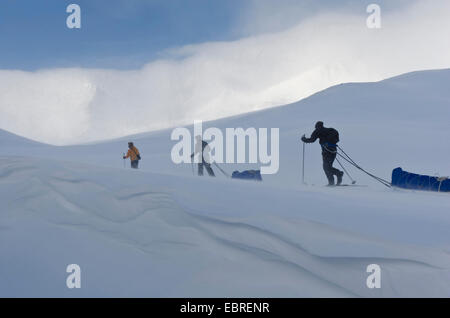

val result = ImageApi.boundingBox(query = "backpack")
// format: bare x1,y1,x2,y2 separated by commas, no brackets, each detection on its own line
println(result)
326,128,340,144
131,148,141,160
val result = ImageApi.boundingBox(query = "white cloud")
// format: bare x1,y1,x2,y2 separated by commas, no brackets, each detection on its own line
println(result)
1,0,449,145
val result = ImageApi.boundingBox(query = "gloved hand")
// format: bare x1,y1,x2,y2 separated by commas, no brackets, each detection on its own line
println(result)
123,156,126,159
301,134,307,142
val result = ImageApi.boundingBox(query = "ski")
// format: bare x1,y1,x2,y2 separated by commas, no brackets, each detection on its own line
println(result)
332,184,368,187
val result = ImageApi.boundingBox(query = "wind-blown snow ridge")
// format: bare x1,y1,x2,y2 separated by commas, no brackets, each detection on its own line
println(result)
1,157,450,297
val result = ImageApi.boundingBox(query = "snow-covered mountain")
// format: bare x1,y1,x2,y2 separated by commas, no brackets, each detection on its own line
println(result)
1,69,449,297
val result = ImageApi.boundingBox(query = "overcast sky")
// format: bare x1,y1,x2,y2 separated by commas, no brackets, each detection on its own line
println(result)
0,0,449,145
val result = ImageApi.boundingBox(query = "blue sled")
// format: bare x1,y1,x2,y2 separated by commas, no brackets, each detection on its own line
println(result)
232,170,263,181
392,167,449,192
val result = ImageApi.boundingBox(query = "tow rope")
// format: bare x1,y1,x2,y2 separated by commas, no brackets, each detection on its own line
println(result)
213,162,231,178
322,144,392,188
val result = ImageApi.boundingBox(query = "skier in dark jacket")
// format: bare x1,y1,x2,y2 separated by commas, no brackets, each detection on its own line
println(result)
191,135,215,177
301,121,344,186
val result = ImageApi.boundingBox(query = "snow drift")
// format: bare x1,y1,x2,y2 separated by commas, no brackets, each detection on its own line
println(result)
0,69,450,297
1,157,450,297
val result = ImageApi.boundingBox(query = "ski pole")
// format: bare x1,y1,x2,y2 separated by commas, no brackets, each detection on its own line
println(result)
191,161,195,176
123,153,126,168
302,141,306,185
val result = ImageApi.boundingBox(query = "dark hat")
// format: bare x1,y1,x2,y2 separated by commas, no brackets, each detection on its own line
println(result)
315,121,324,129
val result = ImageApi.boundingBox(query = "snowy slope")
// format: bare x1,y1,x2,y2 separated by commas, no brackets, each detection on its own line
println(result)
4,69,449,186
1,157,450,297
1,69,450,297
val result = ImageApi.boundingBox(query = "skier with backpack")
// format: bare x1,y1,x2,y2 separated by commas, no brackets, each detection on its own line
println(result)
301,121,344,186
123,142,141,169
191,135,215,177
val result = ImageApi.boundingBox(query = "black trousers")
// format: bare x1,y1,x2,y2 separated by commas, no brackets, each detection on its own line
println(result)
198,163,215,177
322,151,341,184
131,160,139,169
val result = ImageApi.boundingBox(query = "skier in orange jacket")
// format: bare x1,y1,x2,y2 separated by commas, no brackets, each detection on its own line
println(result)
123,142,141,169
